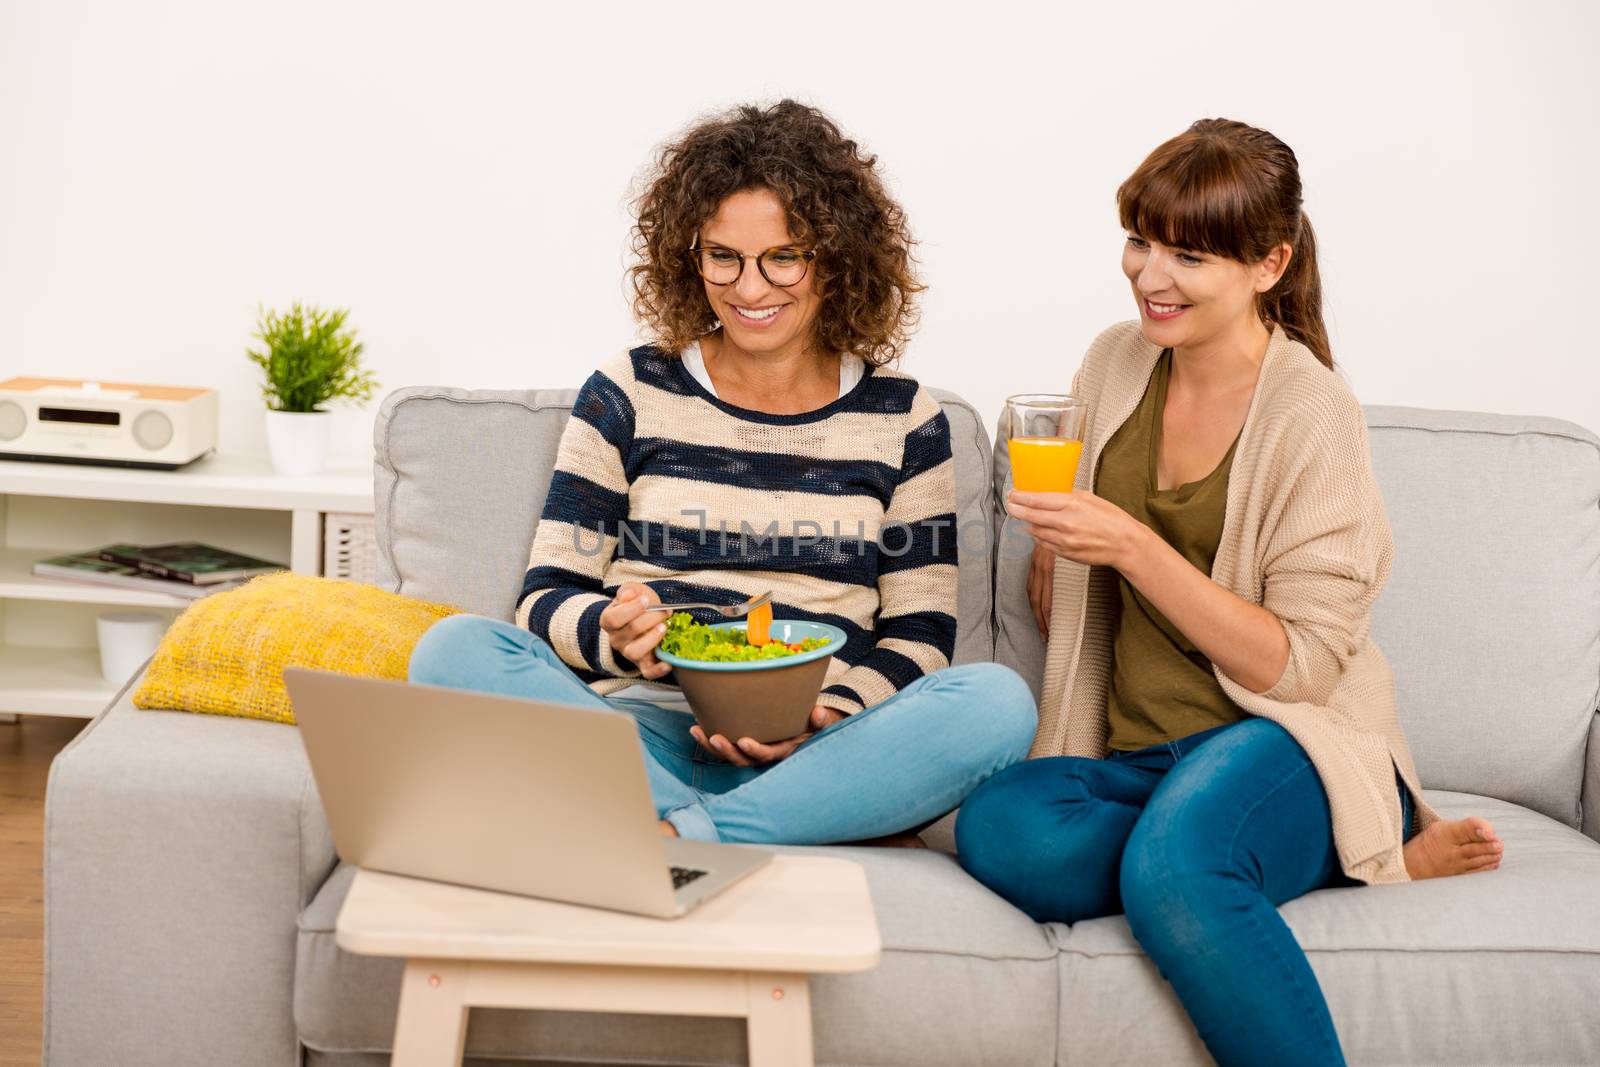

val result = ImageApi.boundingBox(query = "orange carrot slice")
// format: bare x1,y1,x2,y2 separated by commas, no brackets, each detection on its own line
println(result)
747,601,773,646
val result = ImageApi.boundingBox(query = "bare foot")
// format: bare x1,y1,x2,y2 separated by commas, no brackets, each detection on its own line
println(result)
657,819,679,838
852,831,928,849
1403,816,1503,879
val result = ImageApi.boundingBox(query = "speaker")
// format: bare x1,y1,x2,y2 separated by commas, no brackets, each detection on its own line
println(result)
0,377,217,469
0,400,24,442
132,409,174,451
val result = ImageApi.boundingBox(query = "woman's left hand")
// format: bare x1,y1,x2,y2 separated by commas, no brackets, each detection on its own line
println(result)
1006,489,1149,571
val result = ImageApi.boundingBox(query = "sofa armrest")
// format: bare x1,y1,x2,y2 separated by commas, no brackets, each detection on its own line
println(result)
45,682,335,1067
1585,712,1600,845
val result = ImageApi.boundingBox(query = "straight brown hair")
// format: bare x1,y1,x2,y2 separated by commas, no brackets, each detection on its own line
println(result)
1117,119,1332,370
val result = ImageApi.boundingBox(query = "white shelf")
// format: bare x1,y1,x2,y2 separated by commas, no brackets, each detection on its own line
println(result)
0,453,374,512
0,644,123,718
0,452,378,718
0,547,201,608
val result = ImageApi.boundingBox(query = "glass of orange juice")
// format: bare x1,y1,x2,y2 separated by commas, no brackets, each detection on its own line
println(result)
1006,394,1087,493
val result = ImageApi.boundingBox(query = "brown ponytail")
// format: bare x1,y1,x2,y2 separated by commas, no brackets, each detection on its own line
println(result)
1117,118,1333,369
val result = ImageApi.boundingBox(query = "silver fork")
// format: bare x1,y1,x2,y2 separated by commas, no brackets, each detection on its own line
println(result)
638,591,772,617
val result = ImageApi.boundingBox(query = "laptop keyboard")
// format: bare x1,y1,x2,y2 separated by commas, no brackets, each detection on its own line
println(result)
671,866,709,890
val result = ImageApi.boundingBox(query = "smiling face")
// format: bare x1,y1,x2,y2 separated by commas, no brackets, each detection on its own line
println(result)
1122,234,1291,351
698,188,823,359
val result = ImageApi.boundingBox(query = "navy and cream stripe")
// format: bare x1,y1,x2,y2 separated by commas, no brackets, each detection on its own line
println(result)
515,345,960,714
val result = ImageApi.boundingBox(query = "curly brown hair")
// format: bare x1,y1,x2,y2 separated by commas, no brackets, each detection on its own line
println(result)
629,99,923,365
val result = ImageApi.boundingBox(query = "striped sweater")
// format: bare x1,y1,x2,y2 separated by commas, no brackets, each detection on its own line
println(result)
514,345,960,714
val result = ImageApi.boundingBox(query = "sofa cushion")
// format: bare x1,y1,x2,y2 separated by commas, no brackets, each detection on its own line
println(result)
1365,408,1600,826
990,428,1048,700
1056,791,1600,1065
296,846,1057,1066
46,687,337,1067
373,385,996,666
930,388,999,666
374,388,575,621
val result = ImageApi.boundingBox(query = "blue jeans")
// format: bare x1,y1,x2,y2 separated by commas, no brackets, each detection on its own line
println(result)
408,614,1038,844
955,718,1415,1067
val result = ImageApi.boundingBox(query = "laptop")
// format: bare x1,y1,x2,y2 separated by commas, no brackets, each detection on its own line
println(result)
283,668,772,919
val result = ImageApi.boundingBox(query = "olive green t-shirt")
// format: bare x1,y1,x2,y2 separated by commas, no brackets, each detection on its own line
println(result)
1099,349,1246,752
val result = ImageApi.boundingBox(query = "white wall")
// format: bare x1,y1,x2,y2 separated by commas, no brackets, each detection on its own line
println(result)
2,0,1595,464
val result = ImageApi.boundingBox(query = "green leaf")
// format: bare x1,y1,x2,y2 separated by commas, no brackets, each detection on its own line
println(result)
247,301,379,412
658,612,830,662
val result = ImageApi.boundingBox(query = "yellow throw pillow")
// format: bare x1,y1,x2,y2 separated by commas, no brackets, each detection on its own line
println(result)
134,572,460,725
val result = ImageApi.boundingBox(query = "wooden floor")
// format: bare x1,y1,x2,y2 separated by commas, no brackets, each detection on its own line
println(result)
0,715,87,1067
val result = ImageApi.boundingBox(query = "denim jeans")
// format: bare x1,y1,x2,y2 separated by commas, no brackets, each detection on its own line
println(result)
955,717,1415,1067
407,614,1038,845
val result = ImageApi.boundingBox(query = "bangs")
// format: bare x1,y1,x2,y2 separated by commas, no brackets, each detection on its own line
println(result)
1116,139,1255,260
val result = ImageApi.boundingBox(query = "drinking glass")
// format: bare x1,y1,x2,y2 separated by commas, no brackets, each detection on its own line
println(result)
1006,394,1088,493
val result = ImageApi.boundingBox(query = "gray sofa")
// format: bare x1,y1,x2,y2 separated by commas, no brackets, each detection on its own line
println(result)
45,386,1600,1066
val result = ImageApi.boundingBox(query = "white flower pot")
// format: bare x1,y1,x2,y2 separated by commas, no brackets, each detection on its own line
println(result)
265,409,331,476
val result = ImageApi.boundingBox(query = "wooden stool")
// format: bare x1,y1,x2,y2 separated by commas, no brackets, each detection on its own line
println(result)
336,855,881,1066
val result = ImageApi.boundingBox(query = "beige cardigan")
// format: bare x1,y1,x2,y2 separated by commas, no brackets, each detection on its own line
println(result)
1036,321,1439,884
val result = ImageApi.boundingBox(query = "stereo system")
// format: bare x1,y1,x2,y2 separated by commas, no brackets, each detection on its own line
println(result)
0,377,219,470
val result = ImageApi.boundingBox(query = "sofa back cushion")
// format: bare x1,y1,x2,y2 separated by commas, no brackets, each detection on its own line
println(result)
991,430,1048,698
373,384,997,667
1364,407,1600,825
374,388,574,620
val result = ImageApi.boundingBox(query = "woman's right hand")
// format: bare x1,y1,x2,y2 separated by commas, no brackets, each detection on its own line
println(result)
1027,540,1054,637
600,582,672,680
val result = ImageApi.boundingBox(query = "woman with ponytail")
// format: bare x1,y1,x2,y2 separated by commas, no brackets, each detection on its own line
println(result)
955,119,1503,1066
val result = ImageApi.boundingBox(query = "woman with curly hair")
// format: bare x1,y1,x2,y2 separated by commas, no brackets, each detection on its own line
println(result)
410,100,1036,845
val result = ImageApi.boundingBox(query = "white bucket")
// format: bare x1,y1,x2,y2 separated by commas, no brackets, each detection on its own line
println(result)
96,611,168,684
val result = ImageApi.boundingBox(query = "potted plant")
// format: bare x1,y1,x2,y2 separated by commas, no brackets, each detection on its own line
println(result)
247,303,378,476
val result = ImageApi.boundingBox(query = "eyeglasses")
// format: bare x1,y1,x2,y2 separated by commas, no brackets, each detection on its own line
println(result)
689,244,816,288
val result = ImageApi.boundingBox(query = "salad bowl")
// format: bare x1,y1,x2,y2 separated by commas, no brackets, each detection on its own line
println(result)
653,617,846,743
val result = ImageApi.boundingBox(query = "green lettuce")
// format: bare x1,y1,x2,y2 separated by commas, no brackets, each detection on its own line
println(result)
659,612,830,663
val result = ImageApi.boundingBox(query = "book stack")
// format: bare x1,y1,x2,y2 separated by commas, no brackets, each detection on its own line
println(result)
32,542,288,600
